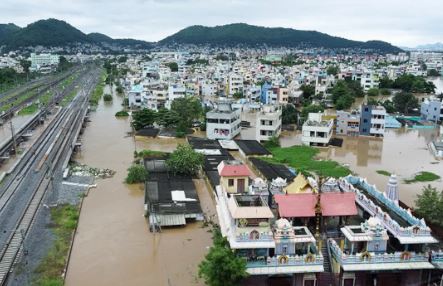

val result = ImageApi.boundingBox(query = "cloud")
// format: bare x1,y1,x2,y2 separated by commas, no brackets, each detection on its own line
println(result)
0,0,441,46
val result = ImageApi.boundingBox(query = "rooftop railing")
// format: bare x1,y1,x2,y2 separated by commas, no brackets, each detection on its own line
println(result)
328,239,429,265
339,176,433,239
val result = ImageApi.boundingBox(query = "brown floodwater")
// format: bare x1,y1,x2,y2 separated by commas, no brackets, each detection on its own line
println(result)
279,127,442,207
65,87,214,286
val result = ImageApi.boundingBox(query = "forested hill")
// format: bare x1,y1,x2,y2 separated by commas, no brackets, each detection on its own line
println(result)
160,23,402,53
0,19,152,50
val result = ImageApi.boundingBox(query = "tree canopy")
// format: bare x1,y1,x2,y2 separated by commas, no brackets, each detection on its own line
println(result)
301,104,324,121
166,144,204,176
171,97,203,132
198,227,248,286
379,74,436,93
131,109,157,130
281,104,298,125
415,185,443,227
393,92,419,115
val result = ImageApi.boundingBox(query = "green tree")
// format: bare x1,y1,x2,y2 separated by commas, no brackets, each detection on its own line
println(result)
380,88,391,96
367,88,380,97
415,185,443,226
381,99,396,114
281,104,298,124
58,56,73,71
166,62,178,72
393,92,419,114
427,69,440,77
156,108,180,128
166,144,204,175
300,84,315,100
171,97,203,132
116,86,124,94
233,92,244,99
326,65,340,76
118,56,128,63
132,109,157,130
125,164,149,184
301,104,324,121
379,76,394,89
20,59,31,74
264,135,280,149
198,228,248,286
335,94,354,110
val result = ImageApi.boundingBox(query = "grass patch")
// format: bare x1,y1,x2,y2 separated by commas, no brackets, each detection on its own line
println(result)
264,145,351,178
34,204,79,286
89,70,106,106
115,110,129,117
18,103,39,115
404,171,440,184
376,170,391,176
60,88,79,107
134,149,167,159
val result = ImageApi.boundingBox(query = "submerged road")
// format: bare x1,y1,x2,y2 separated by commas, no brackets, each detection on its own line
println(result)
0,64,102,285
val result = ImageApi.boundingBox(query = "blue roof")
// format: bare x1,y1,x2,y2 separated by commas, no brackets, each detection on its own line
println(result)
130,84,143,93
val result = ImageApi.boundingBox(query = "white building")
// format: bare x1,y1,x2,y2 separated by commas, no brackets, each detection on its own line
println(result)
128,85,144,108
301,113,333,146
255,105,282,142
421,97,443,123
206,102,241,140
228,73,244,96
165,84,186,109
29,53,59,72
360,72,379,91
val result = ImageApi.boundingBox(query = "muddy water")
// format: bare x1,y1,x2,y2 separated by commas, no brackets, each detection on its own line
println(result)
431,76,443,94
65,87,214,286
278,127,442,207
316,127,443,207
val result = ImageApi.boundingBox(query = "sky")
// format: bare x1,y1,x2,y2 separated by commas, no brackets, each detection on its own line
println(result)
0,0,442,47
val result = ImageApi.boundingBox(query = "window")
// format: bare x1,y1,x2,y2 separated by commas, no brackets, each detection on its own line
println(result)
228,179,234,187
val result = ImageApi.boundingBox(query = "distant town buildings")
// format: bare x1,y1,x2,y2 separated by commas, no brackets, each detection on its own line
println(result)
29,53,59,73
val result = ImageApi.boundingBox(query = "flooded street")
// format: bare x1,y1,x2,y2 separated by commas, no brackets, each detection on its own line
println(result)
65,87,214,286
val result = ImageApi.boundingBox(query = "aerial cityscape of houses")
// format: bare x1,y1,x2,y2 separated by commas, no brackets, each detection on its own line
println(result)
0,15,443,286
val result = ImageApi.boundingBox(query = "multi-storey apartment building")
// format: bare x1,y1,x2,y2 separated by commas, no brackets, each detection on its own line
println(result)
255,105,282,142
206,102,241,140
302,113,333,146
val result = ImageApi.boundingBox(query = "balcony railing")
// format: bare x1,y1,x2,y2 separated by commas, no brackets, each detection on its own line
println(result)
329,239,429,265
236,232,274,242
339,176,433,239
246,254,324,268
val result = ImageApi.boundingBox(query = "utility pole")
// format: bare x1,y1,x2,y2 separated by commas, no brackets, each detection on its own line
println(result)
10,121,17,155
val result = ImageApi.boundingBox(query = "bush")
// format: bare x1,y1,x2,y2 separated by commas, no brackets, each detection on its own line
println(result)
103,94,113,102
115,110,129,117
264,136,280,149
125,164,149,184
380,88,391,96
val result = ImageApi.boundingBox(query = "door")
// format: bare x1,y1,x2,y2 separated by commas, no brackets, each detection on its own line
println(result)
237,178,245,193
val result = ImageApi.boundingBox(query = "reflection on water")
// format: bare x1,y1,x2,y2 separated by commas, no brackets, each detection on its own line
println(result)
65,87,213,286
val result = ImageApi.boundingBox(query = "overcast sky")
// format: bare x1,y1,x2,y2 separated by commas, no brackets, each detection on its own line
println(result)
1,0,442,47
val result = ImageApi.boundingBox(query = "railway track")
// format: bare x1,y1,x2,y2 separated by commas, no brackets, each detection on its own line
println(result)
0,66,101,285
0,64,98,160
0,66,83,120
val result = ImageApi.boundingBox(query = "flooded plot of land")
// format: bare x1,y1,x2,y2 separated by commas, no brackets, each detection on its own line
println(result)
317,127,443,207
65,88,214,286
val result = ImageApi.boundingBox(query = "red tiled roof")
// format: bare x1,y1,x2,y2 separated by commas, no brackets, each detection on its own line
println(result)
274,194,317,218
218,162,251,177
320,192,357,217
